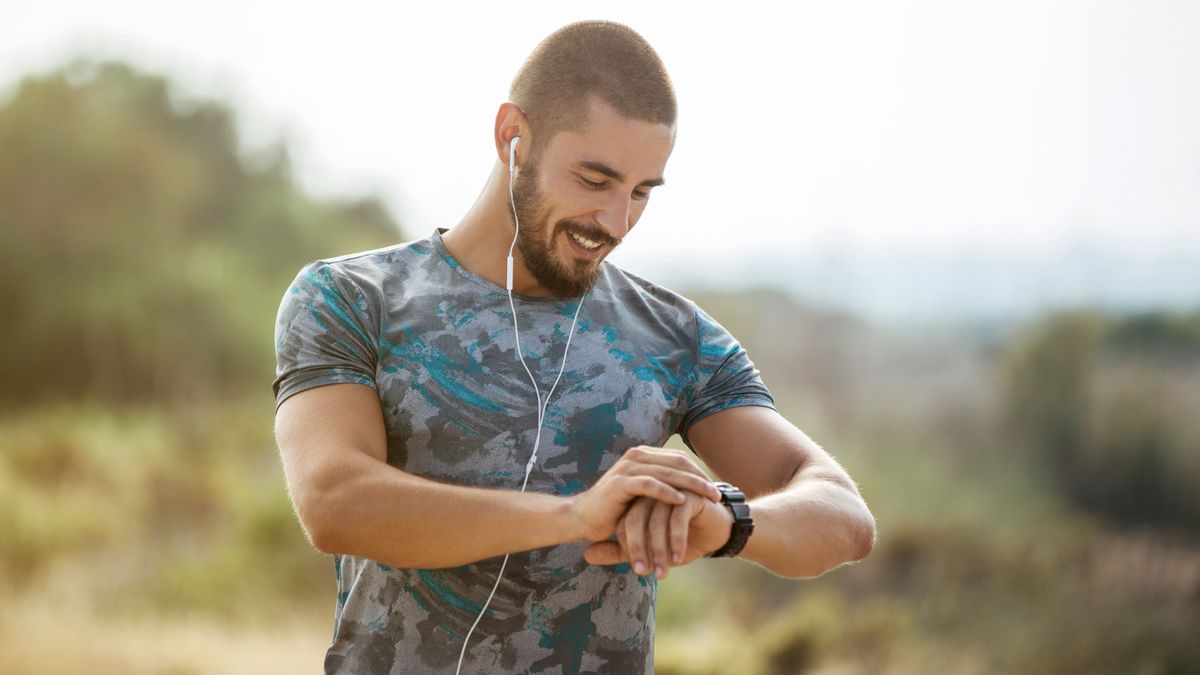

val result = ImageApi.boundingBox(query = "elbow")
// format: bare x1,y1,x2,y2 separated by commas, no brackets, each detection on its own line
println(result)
773,516,877,580
850,513,877,562
841,495,877,564
306,519,342,555
832,487,876,565
293,486,346,555
806,509,877,578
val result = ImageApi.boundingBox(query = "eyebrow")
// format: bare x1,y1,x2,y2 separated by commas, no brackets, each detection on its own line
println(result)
577,161,666,188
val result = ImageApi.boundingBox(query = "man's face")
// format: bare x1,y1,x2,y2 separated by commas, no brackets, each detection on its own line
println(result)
510,97,674,297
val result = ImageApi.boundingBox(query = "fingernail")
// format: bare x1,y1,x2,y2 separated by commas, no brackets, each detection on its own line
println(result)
674,491,686,501
634,561,646,575
672,552,682,564
656,565,665,578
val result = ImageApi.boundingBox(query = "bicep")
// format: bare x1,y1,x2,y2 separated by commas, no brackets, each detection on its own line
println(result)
274,382,389,511
686,405,838,500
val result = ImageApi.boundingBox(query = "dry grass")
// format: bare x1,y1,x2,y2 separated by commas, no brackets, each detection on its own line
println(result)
0,592,330,675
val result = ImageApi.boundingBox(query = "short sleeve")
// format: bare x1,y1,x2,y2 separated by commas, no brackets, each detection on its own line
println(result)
272,260,380,412
676,306,776,451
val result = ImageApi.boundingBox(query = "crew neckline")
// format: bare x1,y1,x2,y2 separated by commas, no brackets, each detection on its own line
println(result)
431,227,590,306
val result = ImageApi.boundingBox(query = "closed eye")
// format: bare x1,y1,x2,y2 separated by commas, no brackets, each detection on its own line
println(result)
580,175,653,201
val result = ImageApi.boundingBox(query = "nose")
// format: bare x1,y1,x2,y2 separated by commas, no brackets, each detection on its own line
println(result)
595,192,632,241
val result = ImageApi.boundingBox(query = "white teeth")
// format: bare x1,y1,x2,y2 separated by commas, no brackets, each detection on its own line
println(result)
570,232,601,250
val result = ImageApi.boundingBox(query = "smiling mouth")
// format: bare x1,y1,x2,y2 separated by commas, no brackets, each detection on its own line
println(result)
569,231,603,250
560,223,617,255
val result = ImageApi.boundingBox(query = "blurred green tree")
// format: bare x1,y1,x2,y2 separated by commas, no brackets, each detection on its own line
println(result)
0,58,402,408
1003,310,1200,534
1003,311,1102,484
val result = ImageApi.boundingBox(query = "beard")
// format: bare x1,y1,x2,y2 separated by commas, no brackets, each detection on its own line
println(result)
510,154,619,298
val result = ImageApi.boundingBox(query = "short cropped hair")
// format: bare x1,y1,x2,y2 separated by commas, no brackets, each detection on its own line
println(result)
509,20,677,157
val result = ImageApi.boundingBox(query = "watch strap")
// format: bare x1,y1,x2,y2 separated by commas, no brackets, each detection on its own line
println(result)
709,482,754,558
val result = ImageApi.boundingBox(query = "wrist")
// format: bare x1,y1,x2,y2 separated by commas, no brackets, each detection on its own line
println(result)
713,500,734,544
561,493,605,543
708,482,754,558
561,494,586,542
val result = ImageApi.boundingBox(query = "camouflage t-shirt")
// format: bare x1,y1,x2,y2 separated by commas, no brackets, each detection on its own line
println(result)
272,227,776,674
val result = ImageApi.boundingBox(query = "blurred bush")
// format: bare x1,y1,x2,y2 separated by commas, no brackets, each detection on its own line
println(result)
0,58,401,408
1003,310,1200,534
0,397,330,615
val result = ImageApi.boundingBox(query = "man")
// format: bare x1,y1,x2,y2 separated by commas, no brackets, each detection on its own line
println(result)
273,20,875,675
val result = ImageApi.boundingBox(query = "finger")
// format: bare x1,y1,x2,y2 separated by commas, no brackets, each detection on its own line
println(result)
615,511,632,569
620,475,688,506
670,498,691,564
619,467,718,503
648,499,673,579
628,446,720,499
583,541,627,566
621,448,720,498
623,446,708,478
623,498,654,576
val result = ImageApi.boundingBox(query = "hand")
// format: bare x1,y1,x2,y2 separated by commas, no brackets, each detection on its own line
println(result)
569,446,722,545
582,491,733,578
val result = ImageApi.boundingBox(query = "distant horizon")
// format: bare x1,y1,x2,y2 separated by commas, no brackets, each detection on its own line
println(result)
3,1,1197,326
632,239,1200,327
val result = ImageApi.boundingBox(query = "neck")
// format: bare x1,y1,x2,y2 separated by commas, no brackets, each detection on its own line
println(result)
442,161,551,297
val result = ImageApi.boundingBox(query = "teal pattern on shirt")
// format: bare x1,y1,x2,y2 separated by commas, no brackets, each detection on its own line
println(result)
272,228,775,674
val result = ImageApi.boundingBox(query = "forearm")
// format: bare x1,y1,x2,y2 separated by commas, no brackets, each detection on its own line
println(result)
299,450,582,569
738,467,876,579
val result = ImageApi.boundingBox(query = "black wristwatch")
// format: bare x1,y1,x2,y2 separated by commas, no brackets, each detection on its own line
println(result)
708,482,754,558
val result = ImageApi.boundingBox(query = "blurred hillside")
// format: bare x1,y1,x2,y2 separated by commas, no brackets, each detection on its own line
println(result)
0,58,401,408
1,59,1198,674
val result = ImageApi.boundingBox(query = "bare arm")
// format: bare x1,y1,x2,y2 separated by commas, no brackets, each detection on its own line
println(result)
585,406,876,579
693,406,876,578
274,382,718,569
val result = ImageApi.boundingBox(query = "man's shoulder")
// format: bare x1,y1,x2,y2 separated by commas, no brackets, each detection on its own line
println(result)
597,261,701,324
296,234,439,290
312,234,434,270
597,263,696,309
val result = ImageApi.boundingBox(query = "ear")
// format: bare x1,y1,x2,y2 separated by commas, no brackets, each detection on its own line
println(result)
493,102,528,170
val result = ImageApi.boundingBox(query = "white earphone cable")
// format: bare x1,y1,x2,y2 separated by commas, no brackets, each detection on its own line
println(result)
456,137,586,674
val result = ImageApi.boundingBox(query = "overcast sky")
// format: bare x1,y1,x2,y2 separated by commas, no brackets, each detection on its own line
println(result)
3,0,1198,282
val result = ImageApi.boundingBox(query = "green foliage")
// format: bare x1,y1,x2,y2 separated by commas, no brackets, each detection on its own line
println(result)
0,396,330,617
1003,310,1200,534
1105,310,1200,361
1003,311,1103,473
0,58,402,408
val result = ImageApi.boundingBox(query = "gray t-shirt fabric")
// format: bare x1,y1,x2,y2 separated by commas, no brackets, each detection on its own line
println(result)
272,227,776,674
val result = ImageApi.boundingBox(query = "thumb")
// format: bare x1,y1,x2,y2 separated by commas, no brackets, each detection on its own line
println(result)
583,541,628,566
